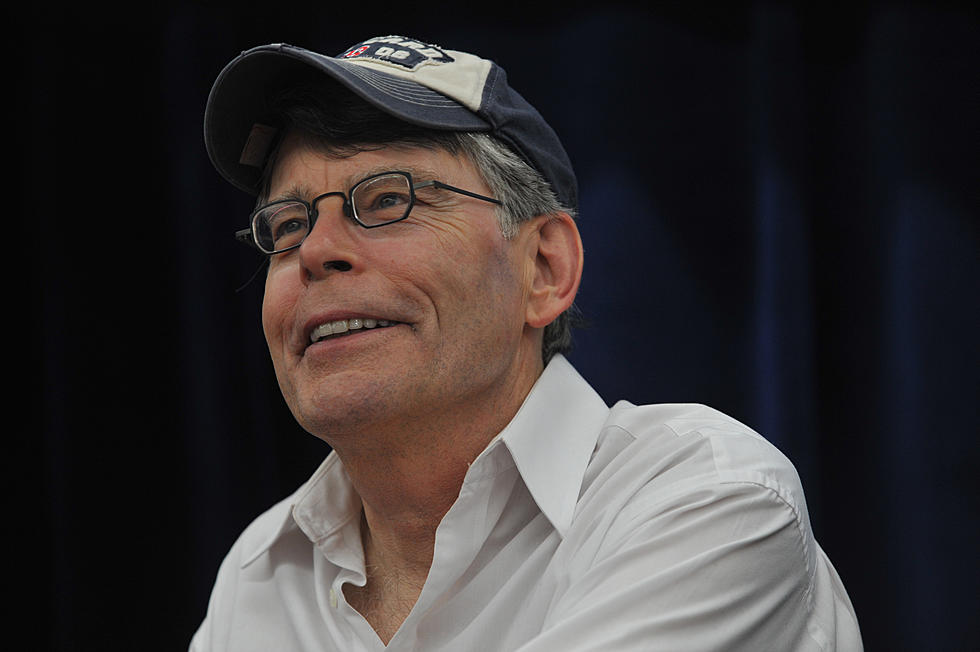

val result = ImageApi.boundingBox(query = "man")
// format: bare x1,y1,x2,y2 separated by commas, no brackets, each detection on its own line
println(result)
193,36,862,650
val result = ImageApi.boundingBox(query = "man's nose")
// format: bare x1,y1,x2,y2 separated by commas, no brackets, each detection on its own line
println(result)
297,195,358,279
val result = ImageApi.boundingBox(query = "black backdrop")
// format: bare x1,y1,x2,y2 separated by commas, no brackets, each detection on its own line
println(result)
22,2,977,650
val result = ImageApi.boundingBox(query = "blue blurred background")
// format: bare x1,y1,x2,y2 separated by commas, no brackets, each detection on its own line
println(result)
24,2,977,650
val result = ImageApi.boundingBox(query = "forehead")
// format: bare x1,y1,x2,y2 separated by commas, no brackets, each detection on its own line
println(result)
265,130,479,199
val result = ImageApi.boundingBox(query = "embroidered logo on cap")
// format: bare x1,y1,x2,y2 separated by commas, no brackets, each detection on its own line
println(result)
339,36,454,71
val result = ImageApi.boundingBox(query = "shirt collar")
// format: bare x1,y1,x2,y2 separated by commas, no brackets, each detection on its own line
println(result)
239,453,358,569
494,354,609,537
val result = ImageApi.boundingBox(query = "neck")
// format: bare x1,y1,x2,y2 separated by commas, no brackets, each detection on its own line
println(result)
336,392,525,571
331,350,544,575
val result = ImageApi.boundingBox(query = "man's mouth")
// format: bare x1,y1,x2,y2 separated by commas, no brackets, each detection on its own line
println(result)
309,318,400,344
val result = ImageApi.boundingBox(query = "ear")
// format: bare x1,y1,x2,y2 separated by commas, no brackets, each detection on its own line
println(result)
524,212,583,329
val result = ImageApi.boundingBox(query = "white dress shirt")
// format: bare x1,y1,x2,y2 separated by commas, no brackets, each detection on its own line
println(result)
190,355,862,651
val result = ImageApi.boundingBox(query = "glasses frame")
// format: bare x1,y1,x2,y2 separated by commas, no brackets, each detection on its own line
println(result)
235,170,503,255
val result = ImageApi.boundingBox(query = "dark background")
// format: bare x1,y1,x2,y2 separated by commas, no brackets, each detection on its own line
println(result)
22,2,977,650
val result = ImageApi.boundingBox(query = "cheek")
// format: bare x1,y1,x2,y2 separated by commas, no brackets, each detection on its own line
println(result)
261,268,294,353
432,240,527,329
260,271,302,404
400,239,498,306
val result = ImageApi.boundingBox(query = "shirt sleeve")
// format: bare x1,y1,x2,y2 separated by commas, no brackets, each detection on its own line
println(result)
513,479,861,652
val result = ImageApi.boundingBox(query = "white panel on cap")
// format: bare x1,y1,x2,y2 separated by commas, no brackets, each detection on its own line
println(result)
345,49,492,113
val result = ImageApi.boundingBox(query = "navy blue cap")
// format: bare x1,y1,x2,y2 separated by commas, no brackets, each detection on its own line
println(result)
204,36,577,210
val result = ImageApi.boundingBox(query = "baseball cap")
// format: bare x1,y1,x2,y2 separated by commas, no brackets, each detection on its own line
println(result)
204,36,578,210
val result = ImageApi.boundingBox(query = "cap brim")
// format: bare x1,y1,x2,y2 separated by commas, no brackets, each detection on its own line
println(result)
204,44,491,195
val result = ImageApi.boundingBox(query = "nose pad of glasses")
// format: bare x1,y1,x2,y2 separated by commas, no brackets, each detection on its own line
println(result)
308,198,353,225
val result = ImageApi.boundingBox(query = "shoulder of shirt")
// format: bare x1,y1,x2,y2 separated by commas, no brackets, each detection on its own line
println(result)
591,401,809,519
567,402,855,648
570,402,818,590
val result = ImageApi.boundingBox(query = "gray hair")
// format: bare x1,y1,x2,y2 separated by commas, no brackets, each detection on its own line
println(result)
449,132,579,362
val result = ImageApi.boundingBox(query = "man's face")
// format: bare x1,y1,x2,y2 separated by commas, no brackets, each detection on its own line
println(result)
261,131,541,450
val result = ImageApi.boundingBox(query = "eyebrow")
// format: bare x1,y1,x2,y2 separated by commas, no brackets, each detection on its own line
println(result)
267,183,317,204
265,165,444,204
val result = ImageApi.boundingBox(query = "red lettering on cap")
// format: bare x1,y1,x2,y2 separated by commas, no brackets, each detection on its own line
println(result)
343,46,369,58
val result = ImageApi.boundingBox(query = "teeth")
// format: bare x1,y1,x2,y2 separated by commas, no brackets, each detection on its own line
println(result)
310,318,395,343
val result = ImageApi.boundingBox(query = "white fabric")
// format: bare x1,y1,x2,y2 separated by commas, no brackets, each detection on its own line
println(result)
190,355,862,651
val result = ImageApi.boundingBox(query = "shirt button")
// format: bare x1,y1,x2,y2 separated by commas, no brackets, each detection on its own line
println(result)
329,589,338,608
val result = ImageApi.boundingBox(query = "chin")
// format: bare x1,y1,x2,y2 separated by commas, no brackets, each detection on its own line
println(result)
288,377,402,439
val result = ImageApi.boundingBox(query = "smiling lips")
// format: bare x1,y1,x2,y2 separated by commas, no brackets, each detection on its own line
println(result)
309,318,399,344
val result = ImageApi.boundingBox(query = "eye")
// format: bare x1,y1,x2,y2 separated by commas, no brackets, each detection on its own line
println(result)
273,218,308,241
353,173,414,225
254,201,310,250
371,192,411,211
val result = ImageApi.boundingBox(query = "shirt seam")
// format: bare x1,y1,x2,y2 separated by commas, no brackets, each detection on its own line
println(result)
667,421,816,615
720,477,815,613
622,421,817,619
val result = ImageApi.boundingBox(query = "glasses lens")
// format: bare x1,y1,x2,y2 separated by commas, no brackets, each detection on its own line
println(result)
352,173,413,226
254,201,310,252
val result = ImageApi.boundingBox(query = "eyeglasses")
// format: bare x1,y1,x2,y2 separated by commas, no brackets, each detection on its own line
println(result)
236,170,502,255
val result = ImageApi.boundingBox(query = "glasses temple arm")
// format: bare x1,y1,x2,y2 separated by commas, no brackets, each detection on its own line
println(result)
419,180,502,205
235,228,261,251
